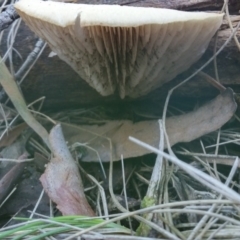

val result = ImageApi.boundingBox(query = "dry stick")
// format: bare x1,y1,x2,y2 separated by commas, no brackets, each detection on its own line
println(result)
181,150,240,190
107,140,181,239
87,175,108,218
0,103,9,132
0,58,50,148
120,154,133,233
225,3,240,51
176,151,240,168
206,221,228,240
0,0,7,12
196,158,239,240
65,236,162,240
129,137,240,203
187,157,239,240
29,189,45,219
64,199,237,240
163,164,174,234
213,34,220,82
147,120,164,199
213,0,228,82
198,71,226,93
198,70,240,126
78,165,109,219
136,120,169,237
15,39,46,81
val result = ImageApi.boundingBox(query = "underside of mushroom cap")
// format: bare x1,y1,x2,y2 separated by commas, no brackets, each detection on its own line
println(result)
15,0,224,98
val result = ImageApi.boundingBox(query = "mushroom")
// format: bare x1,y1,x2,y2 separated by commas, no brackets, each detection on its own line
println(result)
15,0,223,98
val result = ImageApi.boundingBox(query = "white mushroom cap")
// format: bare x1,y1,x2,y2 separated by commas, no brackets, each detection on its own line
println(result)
15,0,224,98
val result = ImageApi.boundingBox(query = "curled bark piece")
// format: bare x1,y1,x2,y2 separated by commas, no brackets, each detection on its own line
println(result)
40,124,94,216
166,88,236,145
62,88,236,162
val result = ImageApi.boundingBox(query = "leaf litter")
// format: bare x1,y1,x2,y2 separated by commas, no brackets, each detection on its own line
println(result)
1,1,240,239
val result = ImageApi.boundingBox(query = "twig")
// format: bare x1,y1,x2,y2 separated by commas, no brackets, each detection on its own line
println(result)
63,199,237,240
198,71,226,92
15,39,46,82
212,0,229,82
79,166,109,219
107,137,180,239
196,158,239,239
120,154,133,233
136,120,165,236
129,136,240,203
29,189,45,219
225,2,240,51
188,157,239,240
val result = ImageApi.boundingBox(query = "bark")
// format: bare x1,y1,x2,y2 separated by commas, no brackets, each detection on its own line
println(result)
77,0,240,12
0,0,240,109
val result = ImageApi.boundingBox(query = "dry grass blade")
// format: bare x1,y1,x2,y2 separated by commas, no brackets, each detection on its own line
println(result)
136,120,165,237
0,57,50,148
129,137,240,203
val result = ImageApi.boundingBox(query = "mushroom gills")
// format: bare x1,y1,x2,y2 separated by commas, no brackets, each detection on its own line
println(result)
14,0,224,98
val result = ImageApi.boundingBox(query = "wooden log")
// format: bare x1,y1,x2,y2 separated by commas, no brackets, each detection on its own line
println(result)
77,0,240,12
0,0,240,109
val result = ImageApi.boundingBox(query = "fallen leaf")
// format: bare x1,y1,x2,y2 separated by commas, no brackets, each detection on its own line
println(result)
0,123,27,148
0,152,28,204
0,138,26,169
0,166,49,218
40,124,95,216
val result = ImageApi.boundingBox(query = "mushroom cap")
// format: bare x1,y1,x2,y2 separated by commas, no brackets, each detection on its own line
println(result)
15,0,223,98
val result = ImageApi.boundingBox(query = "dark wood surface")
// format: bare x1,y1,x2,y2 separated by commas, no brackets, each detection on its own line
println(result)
1,0,240,110
77,0,240,12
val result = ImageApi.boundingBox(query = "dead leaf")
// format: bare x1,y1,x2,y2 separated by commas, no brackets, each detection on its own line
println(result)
40,124,95,216
61,88,236,162
0,152,28,204
0,166,49,218
0,137,26,169
0,123,27,148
